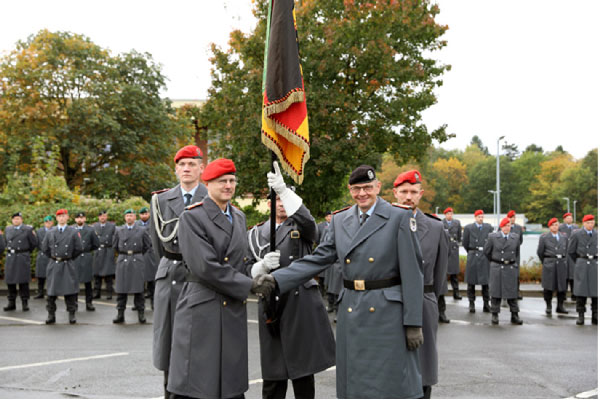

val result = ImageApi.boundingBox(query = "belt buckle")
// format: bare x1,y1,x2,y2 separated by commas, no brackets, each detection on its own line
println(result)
10,249,15,254
354,280,365,291
588,255,594,260
57,257,63,261
127,250,133,255
100,244,105,248
504,261,510,265
478,247,483,251
290,230,300,239
557,255,563,259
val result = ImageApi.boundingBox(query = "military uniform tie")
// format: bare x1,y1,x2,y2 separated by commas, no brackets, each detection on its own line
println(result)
360,213,369,226
184,193,192,206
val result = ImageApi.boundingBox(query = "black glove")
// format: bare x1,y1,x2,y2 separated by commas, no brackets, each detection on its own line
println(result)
405,326,424,351
251,274,276,297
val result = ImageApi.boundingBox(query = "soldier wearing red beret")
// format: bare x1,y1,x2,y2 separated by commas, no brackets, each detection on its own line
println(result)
559,212,579,300
443,207,462,301
462,210,494,313
506,210,524,299
568,215,597,325
537,218,569,315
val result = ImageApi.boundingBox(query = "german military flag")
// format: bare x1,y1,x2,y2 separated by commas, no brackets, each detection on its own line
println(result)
261,0,309,184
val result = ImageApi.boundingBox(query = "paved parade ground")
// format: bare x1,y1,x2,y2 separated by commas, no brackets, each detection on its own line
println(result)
0,293,597,399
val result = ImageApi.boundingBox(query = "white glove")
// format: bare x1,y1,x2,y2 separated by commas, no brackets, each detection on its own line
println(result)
263,251,280,271
267,161,302,216
251,260,268,278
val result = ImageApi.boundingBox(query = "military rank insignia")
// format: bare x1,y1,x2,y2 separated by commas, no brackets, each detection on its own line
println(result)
410,217,417,232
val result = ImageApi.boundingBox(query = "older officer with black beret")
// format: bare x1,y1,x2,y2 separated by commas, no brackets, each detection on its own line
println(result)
537,217,569,315
73,211,100,311
443,207,462,301
248,162,335,399
34,215,54,299
92,210,116,299
568,214,597,325
3,212,38,312
462,210,494,313
264,164,425,399
484,217,523,325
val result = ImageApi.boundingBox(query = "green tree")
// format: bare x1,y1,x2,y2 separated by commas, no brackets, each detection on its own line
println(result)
201,0,451,215
511,150,547,212
0,30,187,200
430,157,468,212
463,157,516,215
470,135,489,155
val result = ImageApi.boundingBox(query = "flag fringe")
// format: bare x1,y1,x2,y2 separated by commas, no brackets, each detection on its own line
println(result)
261,131,309,185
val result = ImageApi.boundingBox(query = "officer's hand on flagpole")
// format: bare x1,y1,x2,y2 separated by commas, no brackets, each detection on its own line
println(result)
251,274,276,297
267,161,286,195
263,250,280,271
405,327,424,350
267,161,302,216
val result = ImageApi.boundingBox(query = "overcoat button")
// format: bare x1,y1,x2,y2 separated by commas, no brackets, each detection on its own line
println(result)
172,280,177,285
345,259,351,264
223,301,227,306
224,257,229,262
295,291,299,296
348,307,353,312
369,307,375,312
368,258,374,263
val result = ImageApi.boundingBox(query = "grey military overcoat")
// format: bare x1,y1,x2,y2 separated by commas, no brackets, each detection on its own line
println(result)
415,210,449,387
560,223,579,280
41,226,83,296
484,232,520,299
92,222,116,276
568,229,598,298
113,224,151,294
150,184,207,372
0,233,4,254
167,197,253,399
537,232,568,292
248,205,335,381
74,225,100,283
462,223,494,285
272,198,424,399
510,223,524,266
35,227,52,278
136,219,158,282
4,225,38,284
443,218,461,275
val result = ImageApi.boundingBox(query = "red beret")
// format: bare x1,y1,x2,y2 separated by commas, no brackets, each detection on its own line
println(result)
563,212,572,219
583,214,595,222
201,158,236,182
443,207,453,214
474,209,484,217
56,209,68,216
393,170,422,187
548,217,558,227
499,217,510,228
507,210,516,218
174,145,203,164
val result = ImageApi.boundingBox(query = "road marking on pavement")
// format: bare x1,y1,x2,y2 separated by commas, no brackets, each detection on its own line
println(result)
247,298,258,303
573,388,598,399
77,299,113,307
248,319,258,324
0,316,44,325
0,352,129,372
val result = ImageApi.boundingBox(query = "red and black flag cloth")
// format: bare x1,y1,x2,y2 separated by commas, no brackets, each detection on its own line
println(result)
261,0,310,184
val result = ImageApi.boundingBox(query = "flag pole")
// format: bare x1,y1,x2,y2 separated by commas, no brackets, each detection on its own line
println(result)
270,151,277,251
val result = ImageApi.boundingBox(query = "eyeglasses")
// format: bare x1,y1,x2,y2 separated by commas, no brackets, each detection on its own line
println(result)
349,184,375,195
214,177,237,185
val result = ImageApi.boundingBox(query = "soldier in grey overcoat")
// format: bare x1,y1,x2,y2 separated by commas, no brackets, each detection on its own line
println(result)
483,217,523,325
136,207,158,309
568,214,597,325
112,209,151,324
34,215,54,299
3,212,38,312
248,165,335,398
167,158,271,399
537,217,569,315
507,210,524,299
462,210,494,313
149,145,208,398
393,169,449,398
41,209,83,324
443,207,462,300
268,165,425,399
73,212,100,311
559,212,579,299
92,211,116,299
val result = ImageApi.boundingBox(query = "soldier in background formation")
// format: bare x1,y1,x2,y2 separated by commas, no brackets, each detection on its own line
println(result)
462,210,494,313
537,217,568,315
393,169,448,399
34,215,54,299
560,212,579,300
112,209,151,324
484,217,523,325
248,162,335,399
136,207,158,310
93,210,116,300
568,214,597,325
149,145,208,398
442,208,462,302
74,211,100,311
3,212,37,312
41,209,83,324
507,210,524,299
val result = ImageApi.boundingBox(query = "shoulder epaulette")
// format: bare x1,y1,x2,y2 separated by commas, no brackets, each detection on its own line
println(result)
391,203,411,210
425,213,441,221
332,205,352,215
252,220,267,228
185,201,203,210
151,188,170,195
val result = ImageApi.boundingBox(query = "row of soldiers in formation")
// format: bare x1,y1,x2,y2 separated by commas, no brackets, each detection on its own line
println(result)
0,208,158,324
0,143,597,399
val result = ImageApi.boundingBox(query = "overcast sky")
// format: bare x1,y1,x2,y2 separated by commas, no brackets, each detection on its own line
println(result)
1,0,598,159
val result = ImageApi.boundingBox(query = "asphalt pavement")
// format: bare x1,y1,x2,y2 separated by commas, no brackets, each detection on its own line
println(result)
0,290,597,399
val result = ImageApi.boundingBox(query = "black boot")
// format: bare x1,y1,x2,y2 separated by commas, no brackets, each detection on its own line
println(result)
469,301,475,313
510,312,523,325
132,305,139,311
453,289,462,300
45,312,56,325
491,312,499,325
483,301,491,313
34,282,45,299
113,310,125,324
3,300,16,312
438,311,450,323
556,300,568,314
86,303,95,311
22,299,29,312
576,312,585,325
69,311,77,324
545,301,552,316
138,310,146,324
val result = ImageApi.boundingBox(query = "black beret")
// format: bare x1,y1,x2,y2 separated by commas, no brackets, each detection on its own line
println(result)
12,212,22,218
98,210,108,216
75,212,86,218
348,165,376,185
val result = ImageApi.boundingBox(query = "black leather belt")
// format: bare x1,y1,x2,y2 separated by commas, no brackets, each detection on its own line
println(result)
424,285,434,293
492,259,515,265
164,251,183,261
99,245,112,249
52,256,72,261
8,248,31,254
578,255,598,260
469,247,484,251
119,251,142,256
343,277,401,291
545,255,565,260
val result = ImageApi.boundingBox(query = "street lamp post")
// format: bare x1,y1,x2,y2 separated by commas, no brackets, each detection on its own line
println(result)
435,206,439,215
496,136,505,227
488,190,497,224
573,200,577,223
562,197,570,214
